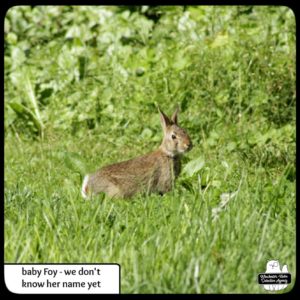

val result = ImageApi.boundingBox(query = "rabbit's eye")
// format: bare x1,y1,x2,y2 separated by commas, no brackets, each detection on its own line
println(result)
172,134,176,140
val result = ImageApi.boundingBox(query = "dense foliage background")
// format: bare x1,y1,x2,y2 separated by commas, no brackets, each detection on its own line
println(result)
5,6,296,293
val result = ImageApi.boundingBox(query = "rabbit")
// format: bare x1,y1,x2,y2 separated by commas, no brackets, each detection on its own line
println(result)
81,107,192,199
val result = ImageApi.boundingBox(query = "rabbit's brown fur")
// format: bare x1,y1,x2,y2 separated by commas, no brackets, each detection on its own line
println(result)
82,107,192,199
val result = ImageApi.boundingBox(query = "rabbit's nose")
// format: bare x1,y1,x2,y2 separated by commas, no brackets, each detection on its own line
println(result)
185,142,193,151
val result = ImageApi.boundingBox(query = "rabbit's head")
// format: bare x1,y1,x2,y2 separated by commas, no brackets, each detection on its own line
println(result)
158,107,193,157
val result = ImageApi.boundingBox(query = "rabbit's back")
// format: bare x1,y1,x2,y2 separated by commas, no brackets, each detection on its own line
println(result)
86,150,180,198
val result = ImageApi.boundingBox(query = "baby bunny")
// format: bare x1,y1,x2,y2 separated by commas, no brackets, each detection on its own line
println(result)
81,107,192,199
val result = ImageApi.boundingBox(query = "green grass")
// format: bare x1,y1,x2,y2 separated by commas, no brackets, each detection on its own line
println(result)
4,131,296,293
4,5,296,294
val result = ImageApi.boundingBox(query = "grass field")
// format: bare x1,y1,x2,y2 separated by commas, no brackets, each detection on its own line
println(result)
4,6,296,293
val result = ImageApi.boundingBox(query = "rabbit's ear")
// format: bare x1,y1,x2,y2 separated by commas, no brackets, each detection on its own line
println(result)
158,107,171,131
171,106,179,125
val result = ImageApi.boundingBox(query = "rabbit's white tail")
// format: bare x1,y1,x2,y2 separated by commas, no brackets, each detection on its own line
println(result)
81,175,89,199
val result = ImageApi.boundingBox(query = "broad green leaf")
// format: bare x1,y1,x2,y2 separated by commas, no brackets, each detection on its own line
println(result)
182,157,205,177
8,101,42,134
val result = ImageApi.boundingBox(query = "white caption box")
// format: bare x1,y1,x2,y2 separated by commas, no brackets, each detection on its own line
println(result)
5,264,120,294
